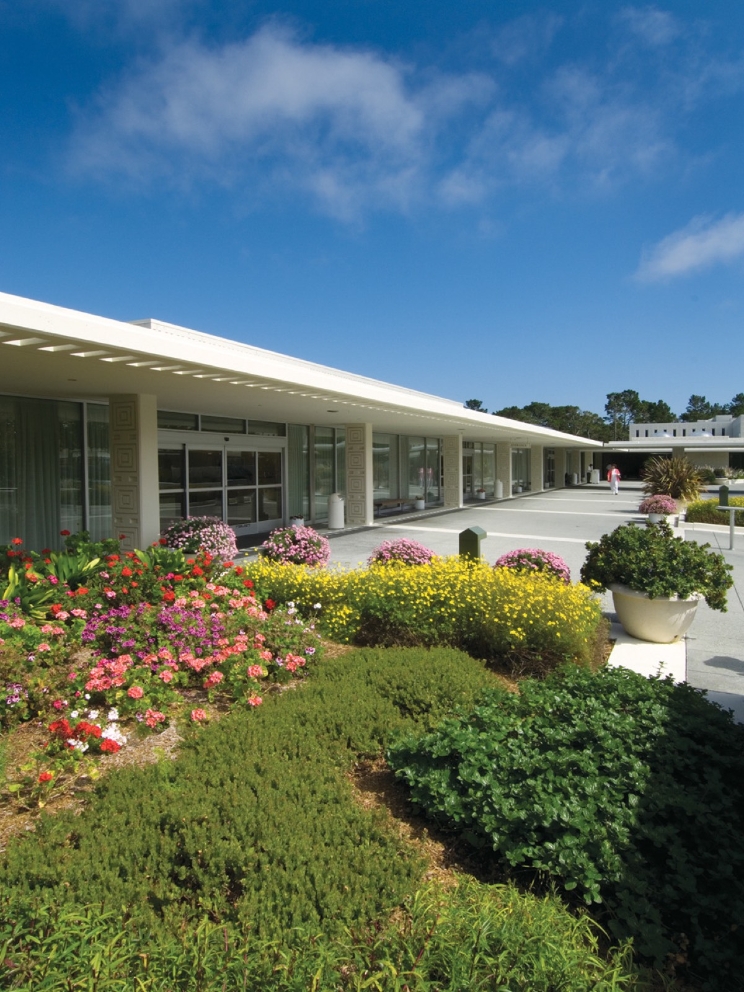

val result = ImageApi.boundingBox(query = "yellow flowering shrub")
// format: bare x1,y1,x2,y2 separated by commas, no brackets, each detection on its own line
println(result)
245,557,603,673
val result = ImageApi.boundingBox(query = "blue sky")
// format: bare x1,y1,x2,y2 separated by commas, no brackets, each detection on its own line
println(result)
1,1,743,418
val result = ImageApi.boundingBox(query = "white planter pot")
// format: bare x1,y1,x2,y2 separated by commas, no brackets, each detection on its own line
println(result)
290,516,305,528
477,492,486,500
647,513,664,524
609,584,700,644
414,499,426,510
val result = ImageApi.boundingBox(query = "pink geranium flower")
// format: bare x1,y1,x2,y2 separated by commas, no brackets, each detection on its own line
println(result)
127,685,144,699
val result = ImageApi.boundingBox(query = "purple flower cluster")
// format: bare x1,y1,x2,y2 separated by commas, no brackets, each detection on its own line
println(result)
368,539,436,566
82,602,227,660
638,495,677,515
494,548,571,584
162,517,238,558
260,526,331,566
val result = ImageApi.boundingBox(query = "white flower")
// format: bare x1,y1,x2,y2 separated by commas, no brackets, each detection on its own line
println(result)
84,693,90,700
67,739,89,753
70,710,79,719
313,603,322,610
107,708,119,721
102,725,127,746
87,709,99,720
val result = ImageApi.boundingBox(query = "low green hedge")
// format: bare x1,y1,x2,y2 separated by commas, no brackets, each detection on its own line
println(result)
685,496,744,526
0,648,634,990
388,664,744,986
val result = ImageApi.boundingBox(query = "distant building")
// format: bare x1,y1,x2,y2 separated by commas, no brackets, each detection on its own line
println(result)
605,415,744,476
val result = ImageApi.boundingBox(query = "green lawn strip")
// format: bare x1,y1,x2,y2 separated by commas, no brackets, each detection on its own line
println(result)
0,647,633,990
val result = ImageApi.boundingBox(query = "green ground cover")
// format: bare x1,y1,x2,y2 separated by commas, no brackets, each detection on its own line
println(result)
0,648,634,991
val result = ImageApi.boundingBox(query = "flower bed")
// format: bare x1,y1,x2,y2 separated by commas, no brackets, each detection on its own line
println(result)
0,532,322,801
244,556,604,675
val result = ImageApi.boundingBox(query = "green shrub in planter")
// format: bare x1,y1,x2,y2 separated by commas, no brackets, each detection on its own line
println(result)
387,664,744,983
580,522,733,611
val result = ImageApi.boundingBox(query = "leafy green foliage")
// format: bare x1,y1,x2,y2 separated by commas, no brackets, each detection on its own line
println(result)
641,456,703,502
0,878,634,991
387,665,744,982
581,522,733,610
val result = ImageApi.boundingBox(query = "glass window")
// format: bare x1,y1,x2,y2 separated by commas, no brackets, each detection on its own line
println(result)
188,490,223,517
511,448,531,492
227,489,256,526
258,451,282,486
189,450,222,488
335,428,346,498
201,414,246,434
314,426,334,521
425,438,441,502
373,433,398,498
406,436,426,499
159,448,185,490
248,420,286,437
87,404,111,542
259,487,282,521
158,410,198,431
59,402,84,537
227,451,256,487
160,492,184,530
288,425,309,519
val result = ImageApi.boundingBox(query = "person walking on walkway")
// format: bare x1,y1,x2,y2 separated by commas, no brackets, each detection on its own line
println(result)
607,463,621,495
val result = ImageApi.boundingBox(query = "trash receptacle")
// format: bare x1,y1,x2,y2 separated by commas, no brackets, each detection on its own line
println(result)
590,469,600,485
495,480,503,499
459,526,487,561
571,473,578,486
328,493,345,529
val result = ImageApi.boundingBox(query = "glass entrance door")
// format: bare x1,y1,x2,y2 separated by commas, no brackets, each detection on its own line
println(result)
159,444,283,540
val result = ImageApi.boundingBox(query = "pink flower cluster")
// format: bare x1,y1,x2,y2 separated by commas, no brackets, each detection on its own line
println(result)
368,539,436,566
638,494,677,515
494,548,571,584
260,525,331,566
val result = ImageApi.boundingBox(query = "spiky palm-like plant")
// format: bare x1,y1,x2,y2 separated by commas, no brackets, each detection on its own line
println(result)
641,456,703,503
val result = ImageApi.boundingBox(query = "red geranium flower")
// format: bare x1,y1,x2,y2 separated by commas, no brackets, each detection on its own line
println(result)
100,739,121,753
60,530,70,537
11,537,22,545
38,771,54,783
243,579,254,589
264,598,276,611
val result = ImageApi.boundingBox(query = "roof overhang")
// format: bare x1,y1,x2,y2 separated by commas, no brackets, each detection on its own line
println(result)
0,291,601,447
606,439,744,453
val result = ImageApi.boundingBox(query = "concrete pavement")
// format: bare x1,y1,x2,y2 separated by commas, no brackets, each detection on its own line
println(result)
315,482,744,722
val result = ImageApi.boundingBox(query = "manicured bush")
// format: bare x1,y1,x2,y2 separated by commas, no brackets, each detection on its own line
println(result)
493,547,571,583
242,558,604,675
162,517,238,558
368,538,437,566
260,525,331,566
387,664,744,983
685,495,744,526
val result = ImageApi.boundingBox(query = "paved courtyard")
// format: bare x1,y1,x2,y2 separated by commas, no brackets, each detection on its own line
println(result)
318,481,744,722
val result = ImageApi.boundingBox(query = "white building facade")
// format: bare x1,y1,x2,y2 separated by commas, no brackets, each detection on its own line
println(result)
0,292,602,551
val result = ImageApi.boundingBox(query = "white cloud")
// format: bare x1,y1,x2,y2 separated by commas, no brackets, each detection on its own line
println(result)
70,24,488,218
617,6,681,47
635,212,744,281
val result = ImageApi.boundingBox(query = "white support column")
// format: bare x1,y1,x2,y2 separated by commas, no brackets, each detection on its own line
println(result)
530,445,544,493
442,435,463,509
496,443,512,498
109,394,160,551
671,446,686,461
345,423,374,526
555,448,567,488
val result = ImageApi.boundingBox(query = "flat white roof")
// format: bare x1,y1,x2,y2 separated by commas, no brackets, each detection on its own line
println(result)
0,291,601,447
